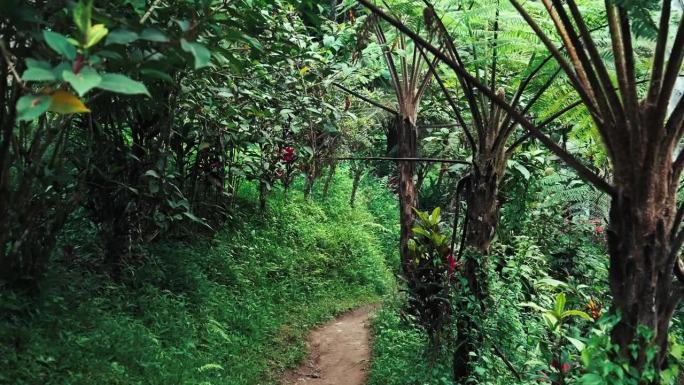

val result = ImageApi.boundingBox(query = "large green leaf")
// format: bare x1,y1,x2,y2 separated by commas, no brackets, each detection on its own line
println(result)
180,38,211,69
22,67,56,82
63,66,102,96
97,73,150,96
140,68,174,83
26,59,51,70
140,28,169,42
105,29,137,46
16,95,52,121
43,30,76,60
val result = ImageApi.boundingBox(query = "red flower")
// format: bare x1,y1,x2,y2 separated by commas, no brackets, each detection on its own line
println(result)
282,146,295,163
446,254,457,277
595,226,604,234
551,360,571,373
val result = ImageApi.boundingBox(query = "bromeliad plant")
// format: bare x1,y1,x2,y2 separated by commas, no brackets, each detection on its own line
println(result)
406,207,457,347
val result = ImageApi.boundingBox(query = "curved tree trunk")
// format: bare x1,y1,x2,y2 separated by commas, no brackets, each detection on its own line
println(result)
349,165,363,207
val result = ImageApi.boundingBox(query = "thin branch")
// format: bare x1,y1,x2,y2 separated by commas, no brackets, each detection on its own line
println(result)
418,46,477,153
0,40,25,89
375,23,405,108
333,156,470,165
647,0,671,106
140,0,163,24
332,82,398,115
492,345,523,381
657,15,684,124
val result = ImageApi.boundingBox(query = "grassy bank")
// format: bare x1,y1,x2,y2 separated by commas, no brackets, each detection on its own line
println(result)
0,170,397,385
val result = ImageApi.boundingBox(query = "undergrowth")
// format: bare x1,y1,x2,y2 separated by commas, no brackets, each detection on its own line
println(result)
0,170,396,385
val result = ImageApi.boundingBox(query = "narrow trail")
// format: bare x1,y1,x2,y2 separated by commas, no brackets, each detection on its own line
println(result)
280,305,376,385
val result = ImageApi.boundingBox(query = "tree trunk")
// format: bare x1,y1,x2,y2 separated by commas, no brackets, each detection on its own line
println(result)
396,115,418,279
322,162,337,196
349,166,363,207
607,160,681,374
454,151,506,381
259,181,267,211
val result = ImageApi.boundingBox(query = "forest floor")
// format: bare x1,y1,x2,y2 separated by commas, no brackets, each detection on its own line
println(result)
280,304,378,385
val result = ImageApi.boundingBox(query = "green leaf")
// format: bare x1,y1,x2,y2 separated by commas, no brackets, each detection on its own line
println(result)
144,170,161,178
105,29,138,45
52,62,72,81
430,207,441,225
579,373,605,385
512,161,531,180
411,227,430,238
180,38,211,69
97,73,150,96
562,310,592,321
565,336,586,352
63,66,101,96
16,95,52,121
554,293,567,316
73,0,91,35
43,30,76,60
22,67,56,81
26,59,51,70
85,24,108,48
542,312,559,329
175,19,190,32
139,28,169,42
140,68,174,83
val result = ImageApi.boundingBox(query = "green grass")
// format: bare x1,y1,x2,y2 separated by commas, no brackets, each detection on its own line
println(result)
0,170,397,385
367,296,454,385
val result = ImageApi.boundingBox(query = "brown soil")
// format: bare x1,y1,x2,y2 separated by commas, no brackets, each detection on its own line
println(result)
280,305,377,385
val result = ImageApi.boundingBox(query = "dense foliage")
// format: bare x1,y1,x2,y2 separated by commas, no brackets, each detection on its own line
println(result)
0,173,396,385
1,0,683,384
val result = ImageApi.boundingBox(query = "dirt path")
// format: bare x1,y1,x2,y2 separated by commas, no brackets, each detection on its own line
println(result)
280,305,376,385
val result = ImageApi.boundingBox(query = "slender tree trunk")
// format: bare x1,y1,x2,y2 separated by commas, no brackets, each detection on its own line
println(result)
349,166,363,207
396,115,418,279
259,181,267,211
304,173,315,199
322,162,337,196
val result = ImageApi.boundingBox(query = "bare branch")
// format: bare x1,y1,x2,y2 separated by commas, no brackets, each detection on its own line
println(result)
333,82,398,115
334,156,470,165
418,46,477,153
647,0,671,106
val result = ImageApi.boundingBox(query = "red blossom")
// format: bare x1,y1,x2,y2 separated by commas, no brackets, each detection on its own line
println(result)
446,254,457,277
551,360,571,373
282,146,295,163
